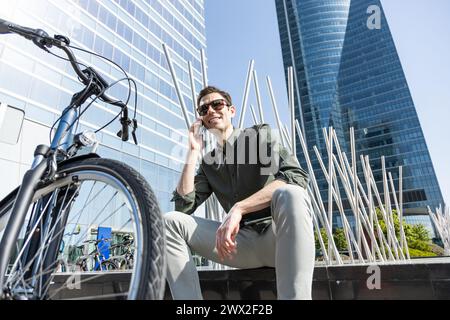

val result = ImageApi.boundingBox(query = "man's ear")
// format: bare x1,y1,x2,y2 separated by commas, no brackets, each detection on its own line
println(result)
229,105,237,118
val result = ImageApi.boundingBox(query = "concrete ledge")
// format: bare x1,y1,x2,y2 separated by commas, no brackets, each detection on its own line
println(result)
50,258,450,300
167,258,450,300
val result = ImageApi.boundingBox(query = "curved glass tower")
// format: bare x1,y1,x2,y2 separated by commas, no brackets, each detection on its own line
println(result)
276,0,444,226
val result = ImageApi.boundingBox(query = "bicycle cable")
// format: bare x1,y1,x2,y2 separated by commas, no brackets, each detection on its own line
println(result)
65,44,139,141
67,44,138,118
57,77,133,149
45,43,139,146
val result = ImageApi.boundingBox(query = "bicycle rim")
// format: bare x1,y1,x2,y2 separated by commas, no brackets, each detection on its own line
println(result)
1,167,146,300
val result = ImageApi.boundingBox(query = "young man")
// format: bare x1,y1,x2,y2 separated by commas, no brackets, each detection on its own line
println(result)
165,86,315,300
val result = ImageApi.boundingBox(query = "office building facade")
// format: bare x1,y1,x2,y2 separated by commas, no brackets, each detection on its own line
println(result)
0,0,206,213
275,0,444,227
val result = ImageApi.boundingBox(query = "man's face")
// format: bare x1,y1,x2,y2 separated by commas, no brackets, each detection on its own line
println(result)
198,92,236,131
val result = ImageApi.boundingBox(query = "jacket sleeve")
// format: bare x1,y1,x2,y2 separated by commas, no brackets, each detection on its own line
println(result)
256,123,309,188
170,165,213,215
274,146,309,188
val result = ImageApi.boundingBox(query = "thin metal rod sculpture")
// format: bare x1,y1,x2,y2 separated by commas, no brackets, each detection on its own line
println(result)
267,76,288,148
429,205,450,255
162,44,191,129
200,49,208,87
296,120,342,264
288,67,296,157
250,104,258,125
238,60,255,129
188,61,199,120
282,124,293,152
166,48,416,267
253,70,265,123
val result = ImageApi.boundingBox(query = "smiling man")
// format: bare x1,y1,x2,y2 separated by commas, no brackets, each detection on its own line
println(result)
164,86,315,300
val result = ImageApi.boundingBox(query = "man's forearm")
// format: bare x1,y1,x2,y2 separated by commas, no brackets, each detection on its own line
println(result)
176,151,200,196
235,179,287,215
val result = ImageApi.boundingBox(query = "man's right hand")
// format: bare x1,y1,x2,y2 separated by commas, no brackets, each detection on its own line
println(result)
188,118,204,153
177,119,204,196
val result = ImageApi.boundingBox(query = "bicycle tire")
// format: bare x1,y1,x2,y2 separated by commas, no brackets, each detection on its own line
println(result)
0,157,166,300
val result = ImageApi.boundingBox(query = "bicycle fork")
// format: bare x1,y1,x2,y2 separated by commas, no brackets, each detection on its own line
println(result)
0,156,48,295
0,107,78,297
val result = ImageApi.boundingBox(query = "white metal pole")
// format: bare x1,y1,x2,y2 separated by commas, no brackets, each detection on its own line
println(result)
331,169,359,262
313,144,357,262
332,130,369,260
350,127,361,249
288,67,296,157
252,70,265,123
360,155,391,261
162,44,191,129
200,48,208,87
311,205,330,265
325,127,334,260
360,155,376,259
281,0,306,138
250,104,258,125
353,153,392,261
296,120,342,264
267,76,287,148
367,162,400,260
188,61,199,121
398,166,410,259
381,156,400,259
388,172,407,260
331,154,376,262
238,60,255,129
282,125,293,152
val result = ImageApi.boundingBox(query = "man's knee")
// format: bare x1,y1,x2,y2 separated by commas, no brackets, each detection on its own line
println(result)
272,184,308,203
272,184,311,219
163,211,190,234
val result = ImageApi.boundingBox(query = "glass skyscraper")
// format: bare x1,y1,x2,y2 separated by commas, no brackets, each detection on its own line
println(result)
0,0,205,213
275,0,444,226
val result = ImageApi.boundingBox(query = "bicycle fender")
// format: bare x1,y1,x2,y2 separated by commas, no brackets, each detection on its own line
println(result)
0,153,100,216
57,153,101,167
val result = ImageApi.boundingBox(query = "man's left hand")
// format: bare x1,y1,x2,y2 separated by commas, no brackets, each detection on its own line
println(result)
215,204,243,261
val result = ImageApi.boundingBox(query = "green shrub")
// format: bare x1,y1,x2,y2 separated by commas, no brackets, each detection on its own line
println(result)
408,248,437,257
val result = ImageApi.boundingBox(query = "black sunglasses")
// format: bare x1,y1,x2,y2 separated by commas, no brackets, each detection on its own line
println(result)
197,99,230,116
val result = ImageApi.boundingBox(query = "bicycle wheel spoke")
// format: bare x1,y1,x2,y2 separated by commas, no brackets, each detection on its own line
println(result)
9,183,119,290
7,192,57,286
7,183,82,287
20,188,131,298
66,181,97,248
66,190,119,247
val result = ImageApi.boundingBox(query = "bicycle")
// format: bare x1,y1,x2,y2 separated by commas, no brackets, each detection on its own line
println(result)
0,19,166,300
109,235,134,270
75,239,118,272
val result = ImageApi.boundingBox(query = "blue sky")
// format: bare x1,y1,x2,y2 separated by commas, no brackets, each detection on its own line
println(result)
205,0,450,206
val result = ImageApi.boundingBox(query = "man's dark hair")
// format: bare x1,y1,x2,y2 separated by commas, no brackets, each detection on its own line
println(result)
197,86,233,109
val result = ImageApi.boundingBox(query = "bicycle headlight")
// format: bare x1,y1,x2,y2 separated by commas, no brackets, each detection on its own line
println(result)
75,130,97,147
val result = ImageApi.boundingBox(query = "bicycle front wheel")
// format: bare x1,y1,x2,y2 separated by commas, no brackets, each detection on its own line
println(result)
0,158,166,300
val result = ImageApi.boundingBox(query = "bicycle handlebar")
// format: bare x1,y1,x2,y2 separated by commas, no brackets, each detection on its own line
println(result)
0,18,132,141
